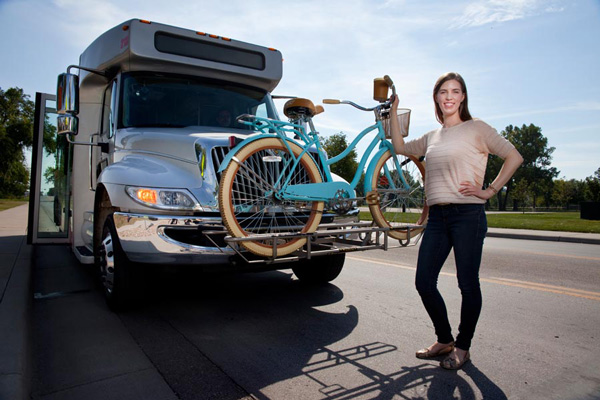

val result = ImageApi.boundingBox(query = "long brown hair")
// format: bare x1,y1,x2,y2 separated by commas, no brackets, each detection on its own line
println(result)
433,72,473,125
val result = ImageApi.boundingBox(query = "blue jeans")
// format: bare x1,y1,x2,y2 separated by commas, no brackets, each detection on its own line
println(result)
415,204,487,351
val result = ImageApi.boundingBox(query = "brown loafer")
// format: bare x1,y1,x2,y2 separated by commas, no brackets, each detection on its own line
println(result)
415,342,454,359
440,351,470,370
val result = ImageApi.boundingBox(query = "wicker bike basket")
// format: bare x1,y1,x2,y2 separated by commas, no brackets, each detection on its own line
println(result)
383,108,411,139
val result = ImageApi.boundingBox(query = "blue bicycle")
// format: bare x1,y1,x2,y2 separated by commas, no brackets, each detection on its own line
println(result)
218,76,426,257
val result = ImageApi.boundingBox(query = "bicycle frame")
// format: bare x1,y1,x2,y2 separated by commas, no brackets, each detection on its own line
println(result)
218,112,413,205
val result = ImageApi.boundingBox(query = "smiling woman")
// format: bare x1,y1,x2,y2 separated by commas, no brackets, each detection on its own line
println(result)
388,71,524,370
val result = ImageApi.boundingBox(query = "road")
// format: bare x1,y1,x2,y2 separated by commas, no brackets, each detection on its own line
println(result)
31,237,600,399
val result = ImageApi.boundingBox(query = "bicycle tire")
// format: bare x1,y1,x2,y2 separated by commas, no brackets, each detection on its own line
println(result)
219,137,324,257
368,151,426,241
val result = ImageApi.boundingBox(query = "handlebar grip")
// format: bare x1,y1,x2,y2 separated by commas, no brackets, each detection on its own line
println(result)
383,75,394,87
322,99,341,104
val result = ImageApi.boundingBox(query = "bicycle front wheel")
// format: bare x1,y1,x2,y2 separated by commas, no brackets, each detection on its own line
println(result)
218,138,324,257
368,151,426,241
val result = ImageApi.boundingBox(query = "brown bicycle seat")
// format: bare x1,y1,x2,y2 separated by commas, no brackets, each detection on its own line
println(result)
284,98,319,118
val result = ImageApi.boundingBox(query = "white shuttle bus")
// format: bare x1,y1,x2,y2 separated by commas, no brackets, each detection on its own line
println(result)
28,19,348,309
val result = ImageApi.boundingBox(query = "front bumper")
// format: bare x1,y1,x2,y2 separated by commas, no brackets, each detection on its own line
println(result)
112,207,361,265
113,212,235,265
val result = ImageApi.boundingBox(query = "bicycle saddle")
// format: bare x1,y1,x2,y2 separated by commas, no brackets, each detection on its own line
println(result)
284,98,323,118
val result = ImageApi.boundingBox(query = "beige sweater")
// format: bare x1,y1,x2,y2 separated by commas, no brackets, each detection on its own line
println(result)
404,119,516,206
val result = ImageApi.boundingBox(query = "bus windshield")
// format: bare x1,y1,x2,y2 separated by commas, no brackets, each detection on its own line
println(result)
120,73,277,130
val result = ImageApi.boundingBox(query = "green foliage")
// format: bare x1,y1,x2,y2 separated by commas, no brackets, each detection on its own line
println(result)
552,179,575,207
320,132,359,184
0,87,34,197
506,124,558,209
511,178,531,213
584,168,600,202
485,124,557,210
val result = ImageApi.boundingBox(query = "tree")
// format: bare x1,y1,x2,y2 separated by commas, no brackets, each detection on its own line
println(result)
584,168,600,202
511,178,531,213
552,179,576,208
320,132,359,184
485,124,558,211
0,87,34,197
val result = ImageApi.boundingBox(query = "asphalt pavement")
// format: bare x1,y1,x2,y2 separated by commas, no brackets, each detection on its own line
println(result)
1,203,599,399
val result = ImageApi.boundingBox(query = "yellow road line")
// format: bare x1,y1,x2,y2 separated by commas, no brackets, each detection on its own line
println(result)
508,251,600,262
488,277,600,296
347,255,600,301
482,278,600,301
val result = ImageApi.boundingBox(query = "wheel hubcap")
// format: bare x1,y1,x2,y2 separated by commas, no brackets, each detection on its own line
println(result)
99,231,115,294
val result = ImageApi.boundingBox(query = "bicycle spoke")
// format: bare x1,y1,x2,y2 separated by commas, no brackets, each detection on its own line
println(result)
369,151,426,240
219,138,323,256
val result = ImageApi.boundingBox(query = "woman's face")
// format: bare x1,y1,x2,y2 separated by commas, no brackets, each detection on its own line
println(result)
435,79,465,121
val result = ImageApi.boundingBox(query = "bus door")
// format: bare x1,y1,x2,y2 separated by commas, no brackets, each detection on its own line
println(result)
27,92,72,244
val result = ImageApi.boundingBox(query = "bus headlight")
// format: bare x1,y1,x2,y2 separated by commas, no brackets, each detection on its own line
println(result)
126,186,202,211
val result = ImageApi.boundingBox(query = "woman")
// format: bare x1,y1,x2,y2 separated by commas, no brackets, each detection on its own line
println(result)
390,72,523,370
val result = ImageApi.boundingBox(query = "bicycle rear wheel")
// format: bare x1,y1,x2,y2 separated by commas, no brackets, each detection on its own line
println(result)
368,151,426,241
218,138,324,257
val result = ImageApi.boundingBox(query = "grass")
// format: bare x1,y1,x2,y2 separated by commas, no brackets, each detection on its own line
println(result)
486,212,600,233
0,199,27,212
359,211,600,234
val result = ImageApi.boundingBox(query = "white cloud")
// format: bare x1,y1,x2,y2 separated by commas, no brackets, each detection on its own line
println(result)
450,0,564,29
486,102,600,121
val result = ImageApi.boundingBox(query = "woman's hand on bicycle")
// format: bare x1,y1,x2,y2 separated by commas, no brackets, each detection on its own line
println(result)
390,94,399,111
389,94,407,154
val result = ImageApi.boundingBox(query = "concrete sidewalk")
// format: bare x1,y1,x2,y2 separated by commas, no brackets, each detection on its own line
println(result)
487,226,600,245
0,203,599,399
0,204,32,400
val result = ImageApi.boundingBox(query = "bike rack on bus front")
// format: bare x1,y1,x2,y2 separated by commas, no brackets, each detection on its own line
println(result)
202,220,424,265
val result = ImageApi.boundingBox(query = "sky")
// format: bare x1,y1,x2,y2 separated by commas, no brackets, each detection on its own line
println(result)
1,0,598,180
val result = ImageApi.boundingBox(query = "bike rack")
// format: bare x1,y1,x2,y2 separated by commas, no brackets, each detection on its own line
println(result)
202,220,424,265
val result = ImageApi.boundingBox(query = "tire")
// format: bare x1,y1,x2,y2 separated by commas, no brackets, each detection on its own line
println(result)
53,196,62,226
96,214,135,311
219,138,324,257
368,151,426,241
292,253,345,284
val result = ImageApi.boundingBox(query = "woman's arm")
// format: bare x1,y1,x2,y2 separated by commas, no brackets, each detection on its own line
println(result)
458,148,524,200
389,96,407,155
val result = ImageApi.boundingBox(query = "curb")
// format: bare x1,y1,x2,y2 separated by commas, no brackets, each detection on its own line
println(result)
0,235,32,400
486,230,600,245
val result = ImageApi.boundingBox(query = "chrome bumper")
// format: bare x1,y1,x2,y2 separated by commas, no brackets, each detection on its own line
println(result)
113,212,235,265
112,208,360,265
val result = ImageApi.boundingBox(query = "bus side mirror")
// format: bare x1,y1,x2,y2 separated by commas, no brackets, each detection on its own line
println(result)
57,73,79,115
57,114,79,136
56,73,80,135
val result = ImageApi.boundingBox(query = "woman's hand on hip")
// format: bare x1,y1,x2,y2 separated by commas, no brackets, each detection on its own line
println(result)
459,181,494,200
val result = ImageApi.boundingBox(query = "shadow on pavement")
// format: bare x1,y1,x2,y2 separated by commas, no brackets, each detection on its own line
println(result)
31,243,507,399
296,344,507,400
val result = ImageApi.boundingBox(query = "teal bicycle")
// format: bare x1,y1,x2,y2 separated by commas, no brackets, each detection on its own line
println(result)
218,75,426,257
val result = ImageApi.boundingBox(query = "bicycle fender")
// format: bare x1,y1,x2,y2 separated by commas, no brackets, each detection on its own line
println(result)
363,144,394,194
217,135,304,173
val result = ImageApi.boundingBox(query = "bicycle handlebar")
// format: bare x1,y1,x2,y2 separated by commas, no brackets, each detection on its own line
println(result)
322,75,397,112
384,74,396,98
